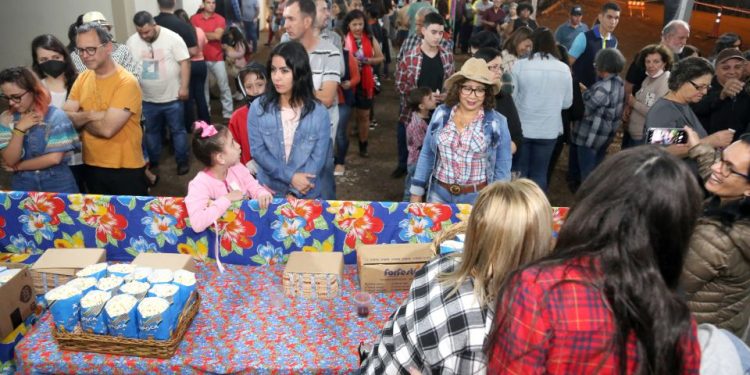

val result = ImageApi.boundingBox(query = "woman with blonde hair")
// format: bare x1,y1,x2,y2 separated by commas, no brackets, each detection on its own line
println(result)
361,179,554,374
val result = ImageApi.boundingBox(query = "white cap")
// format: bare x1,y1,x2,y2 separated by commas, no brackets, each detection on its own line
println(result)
82,11,111,26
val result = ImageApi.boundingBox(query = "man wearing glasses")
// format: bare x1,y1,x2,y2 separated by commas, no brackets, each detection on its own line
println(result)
70,11,141,80
62,22,147,196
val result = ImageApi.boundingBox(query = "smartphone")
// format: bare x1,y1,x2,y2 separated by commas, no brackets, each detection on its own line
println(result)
646,128,688,145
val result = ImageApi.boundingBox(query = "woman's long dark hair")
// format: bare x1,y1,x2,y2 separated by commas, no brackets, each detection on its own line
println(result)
342,10,373,40
31,34,78,91
489,146,703,374
529,27,561,60
260,41,317,119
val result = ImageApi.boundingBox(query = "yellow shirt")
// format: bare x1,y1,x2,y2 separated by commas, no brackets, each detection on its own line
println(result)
69,65,145,168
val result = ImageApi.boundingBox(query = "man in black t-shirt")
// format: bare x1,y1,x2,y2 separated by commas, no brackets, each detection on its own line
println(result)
154,0,199,57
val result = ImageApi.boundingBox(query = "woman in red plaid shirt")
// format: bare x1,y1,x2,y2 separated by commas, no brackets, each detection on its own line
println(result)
487,146,704,374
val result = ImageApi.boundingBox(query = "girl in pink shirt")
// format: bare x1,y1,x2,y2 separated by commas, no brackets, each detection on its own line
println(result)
185,121,272,233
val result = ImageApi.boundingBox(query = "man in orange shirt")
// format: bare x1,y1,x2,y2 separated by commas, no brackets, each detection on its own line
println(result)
63,22,147,195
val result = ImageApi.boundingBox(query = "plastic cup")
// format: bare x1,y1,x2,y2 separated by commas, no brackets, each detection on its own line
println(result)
353,291,372,318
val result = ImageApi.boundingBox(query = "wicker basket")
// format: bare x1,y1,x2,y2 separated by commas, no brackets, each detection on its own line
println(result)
429,221,467,255
52,292,201,359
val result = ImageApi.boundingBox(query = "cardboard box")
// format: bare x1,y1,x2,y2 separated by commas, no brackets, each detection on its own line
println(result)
357,243,435,293
130,253,197,273
30,248,106,294
283,252,343,299
0,263,37,338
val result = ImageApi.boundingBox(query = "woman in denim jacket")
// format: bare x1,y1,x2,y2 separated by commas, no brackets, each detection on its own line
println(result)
0,67,79,193
248,42,331,199
409,58,512,204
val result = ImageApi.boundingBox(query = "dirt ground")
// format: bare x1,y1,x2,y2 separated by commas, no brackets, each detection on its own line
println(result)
3,1,748,207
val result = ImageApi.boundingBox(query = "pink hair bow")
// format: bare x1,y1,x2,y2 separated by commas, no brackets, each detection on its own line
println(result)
195,121,218,138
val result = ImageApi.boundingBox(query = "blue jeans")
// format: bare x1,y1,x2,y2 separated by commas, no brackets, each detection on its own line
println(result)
12,165,78,193
186,60,210,129
427,179,480,204
576,144,608,181
319,144,336,200
402,163,416,201
143,101,188,166
334,104,352,165
516,138,557,191
397,121,407,170
243,20,259,53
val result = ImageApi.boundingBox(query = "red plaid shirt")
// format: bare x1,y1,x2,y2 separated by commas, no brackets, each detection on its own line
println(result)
488,259,702,374
395,45,454,124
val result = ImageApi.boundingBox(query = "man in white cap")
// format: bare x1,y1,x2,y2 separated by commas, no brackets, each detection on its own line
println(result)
70,11,141,79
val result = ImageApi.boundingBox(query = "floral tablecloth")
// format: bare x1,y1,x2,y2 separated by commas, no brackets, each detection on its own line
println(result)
15,262,407,374
0,191,569,266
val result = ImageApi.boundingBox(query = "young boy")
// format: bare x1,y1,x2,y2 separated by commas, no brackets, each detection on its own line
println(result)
228,62,266,170
571,48,626,180
403,87,437,201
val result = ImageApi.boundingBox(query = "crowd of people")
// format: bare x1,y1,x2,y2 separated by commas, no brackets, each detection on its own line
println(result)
0,0,749,372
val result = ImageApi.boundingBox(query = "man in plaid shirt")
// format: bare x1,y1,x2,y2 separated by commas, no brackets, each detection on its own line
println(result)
361,256,494,374
570,48,626,180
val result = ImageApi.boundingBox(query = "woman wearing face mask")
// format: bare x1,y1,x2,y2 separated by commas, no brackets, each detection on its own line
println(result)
0,67,79,193
30,34,85,192
622,44,673,149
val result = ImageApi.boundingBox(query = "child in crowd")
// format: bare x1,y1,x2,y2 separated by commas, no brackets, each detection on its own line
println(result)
403,87,436,200
185,121,272,233
570,48,626,181
228,62,266,169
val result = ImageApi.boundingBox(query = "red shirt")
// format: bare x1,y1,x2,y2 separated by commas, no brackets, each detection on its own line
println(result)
228,105,252,164
488,259,702,374
190,12,226,61
481,7,505,31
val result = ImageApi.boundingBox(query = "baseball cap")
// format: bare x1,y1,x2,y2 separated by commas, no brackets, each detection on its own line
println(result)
715,48,746,65
82,11,112,27
571,5,583,15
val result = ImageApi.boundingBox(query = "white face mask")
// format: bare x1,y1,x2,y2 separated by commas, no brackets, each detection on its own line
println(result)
647,69,665,79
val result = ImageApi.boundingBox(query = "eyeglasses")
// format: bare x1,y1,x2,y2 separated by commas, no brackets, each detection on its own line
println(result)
460,85,486,97
75,43,107,56
0,91,29,104
689,80,711,92
487,64,502,72
714,149,750,180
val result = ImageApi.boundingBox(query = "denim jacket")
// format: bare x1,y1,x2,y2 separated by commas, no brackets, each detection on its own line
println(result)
410,104,512,197
247,99,331,199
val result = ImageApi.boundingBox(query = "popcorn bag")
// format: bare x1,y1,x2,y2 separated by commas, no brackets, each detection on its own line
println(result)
96,276,124,294
66,277,97,295
137,297,173,340
120,281,150,300
125,267,153,282
45,285,83,332
148,284,181,325
107,263,135,279
104,294,139,338
147,269,174,285
76,262,108,280
80,290,111,334
172,270,196,309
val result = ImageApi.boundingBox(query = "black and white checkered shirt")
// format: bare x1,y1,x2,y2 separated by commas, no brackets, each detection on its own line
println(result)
361,255,494,374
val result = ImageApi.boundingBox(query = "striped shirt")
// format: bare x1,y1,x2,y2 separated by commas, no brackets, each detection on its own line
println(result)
434,108,488,185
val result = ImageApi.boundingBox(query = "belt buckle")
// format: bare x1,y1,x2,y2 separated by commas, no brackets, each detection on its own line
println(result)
449,184,462,195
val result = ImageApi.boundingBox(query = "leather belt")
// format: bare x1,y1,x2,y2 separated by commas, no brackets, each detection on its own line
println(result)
436,180,488,195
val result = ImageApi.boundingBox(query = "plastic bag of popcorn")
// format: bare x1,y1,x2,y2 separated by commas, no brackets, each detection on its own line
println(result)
76,262,108,280
137,297,173,340
80,290,111,334
147,268,173,285
96,276,124,294
148,283,181,325
107,263,135,278
66,277,97,295
104,294,139,338
172,270,196,308
120,280,150,300
45,285,82,332
125,267,153,282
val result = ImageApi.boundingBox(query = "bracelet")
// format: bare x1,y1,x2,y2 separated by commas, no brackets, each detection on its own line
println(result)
13,128,25,136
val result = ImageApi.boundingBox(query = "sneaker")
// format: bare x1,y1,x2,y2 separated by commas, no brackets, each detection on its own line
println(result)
177,163,190,176
369,120,378,130
334,164,345,176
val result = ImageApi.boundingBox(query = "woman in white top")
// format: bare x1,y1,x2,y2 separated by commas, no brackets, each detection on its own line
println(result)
30,34,84,191
511,28,573,191
622,44,673,149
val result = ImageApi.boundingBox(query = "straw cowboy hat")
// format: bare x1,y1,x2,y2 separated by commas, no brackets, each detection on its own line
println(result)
444,58,501,95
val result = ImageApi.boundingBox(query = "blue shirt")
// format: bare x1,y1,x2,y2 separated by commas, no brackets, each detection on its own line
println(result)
568,24,613,59
554,21,589,51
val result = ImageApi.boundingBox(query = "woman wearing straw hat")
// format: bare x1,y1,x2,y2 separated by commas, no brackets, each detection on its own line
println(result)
409,58,513,204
